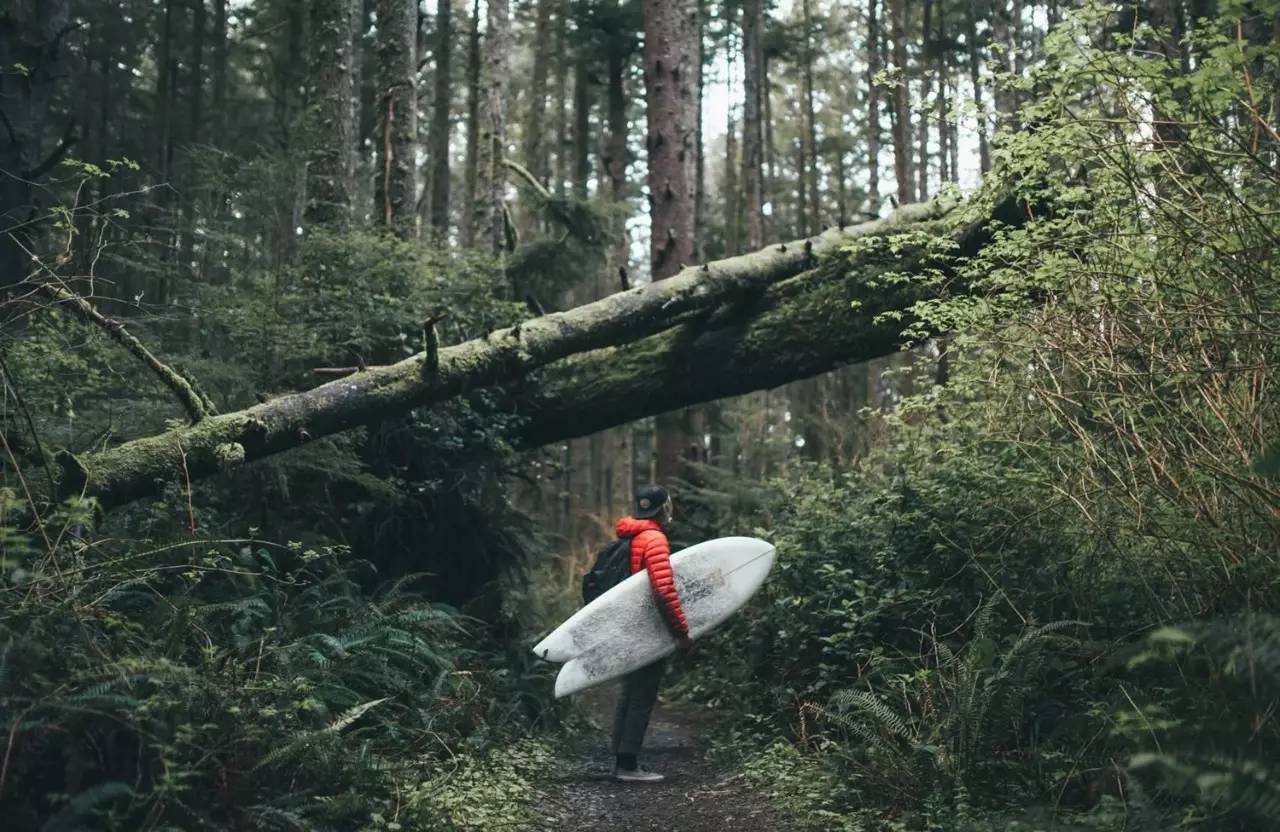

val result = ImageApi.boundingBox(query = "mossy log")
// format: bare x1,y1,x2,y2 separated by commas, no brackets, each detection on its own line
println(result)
58,194,1015,511
507,193,1021,444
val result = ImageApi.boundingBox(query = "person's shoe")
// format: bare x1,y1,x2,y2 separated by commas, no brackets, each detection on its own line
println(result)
613,765,665,783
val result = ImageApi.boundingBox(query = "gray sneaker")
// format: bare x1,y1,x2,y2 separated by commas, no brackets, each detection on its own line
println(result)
613,766,665,783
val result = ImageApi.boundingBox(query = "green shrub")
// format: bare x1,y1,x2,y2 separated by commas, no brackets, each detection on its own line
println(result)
0,507,563,830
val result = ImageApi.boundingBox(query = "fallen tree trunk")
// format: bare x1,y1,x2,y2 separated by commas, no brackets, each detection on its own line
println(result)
57,194,1013,511
508,193,1017,446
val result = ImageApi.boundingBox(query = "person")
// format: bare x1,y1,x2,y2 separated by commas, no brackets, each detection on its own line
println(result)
609,484,693,783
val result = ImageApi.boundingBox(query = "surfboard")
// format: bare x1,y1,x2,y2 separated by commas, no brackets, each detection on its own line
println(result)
532,536,776,698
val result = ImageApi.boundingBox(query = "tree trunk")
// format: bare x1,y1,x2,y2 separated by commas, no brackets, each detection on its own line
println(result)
936,0,951,182
888,0,913,205
644,0,701,481
694,0,706,261
865,0,881,214
0,0,73,294
524,0,555,184
475,0,511,254
212,0,228,147
428,0,454,234
180,0,208,268
304,0,358,227
156,0,175,182
966,0,991,173
61,195,1019,511
917,0,931,199
762,53,776,239
572,49,591,199
833,142,848,227
603,28,634,520
740,0,765,250
801,0,819,237
461,0,481,245
375,0,418,238
603,48,629,203
552,0,570,196
722,7,740,254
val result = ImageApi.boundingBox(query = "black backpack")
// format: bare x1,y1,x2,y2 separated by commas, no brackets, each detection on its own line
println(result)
581,535,634,604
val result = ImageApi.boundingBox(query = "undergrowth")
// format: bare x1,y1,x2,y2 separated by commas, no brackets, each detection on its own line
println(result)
0,493,566,830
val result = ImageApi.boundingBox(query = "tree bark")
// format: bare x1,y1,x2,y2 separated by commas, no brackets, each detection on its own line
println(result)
304,0,358,227
475,0,511,253
888,0,913,205
375,0,417,237
572,49,591,199
428,0,454,234
917,0,931,199
722,6,740,254
800,0,818,237
212,0,228,146
603,47,629,203
61,195,1018,512
644,0,700,481
461,0,481,246
740,0,765,250
865,0,881,214
524,0,555,185
552,0,570,197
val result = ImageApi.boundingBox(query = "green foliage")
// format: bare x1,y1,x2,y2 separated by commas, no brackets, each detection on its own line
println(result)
0,527,565,830
401,738,555,831
1123,616,1280,826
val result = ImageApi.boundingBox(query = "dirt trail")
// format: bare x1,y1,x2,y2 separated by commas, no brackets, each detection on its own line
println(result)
536,689,803,831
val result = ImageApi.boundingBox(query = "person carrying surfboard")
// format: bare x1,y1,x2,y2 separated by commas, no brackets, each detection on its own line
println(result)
609,484,693,783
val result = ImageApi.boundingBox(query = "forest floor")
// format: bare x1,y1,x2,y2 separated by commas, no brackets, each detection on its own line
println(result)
535,688,804,831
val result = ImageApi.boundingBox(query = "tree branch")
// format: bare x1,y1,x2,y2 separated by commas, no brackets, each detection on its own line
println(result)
23,120,79,181
38,283,211,423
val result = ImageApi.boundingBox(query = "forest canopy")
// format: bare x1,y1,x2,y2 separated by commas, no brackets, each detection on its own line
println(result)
1,0,1278,830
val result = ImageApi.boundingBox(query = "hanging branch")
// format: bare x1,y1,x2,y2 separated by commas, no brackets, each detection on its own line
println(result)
37,283,212,423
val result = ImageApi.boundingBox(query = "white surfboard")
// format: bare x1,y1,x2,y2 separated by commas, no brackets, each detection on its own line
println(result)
532,536,776,698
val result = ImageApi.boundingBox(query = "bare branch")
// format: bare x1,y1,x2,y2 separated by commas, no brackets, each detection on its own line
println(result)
37,282,211,423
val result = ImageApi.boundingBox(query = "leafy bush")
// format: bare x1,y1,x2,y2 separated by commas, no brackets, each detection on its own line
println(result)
0,501,564,830
677,4,1280,829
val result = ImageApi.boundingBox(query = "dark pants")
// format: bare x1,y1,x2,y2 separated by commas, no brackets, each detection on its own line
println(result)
611,659,667,757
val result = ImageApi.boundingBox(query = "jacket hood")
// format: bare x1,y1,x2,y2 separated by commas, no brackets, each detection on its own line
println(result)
616,516,665,537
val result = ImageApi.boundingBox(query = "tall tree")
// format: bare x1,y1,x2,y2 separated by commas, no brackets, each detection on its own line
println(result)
475,0,511,253
740,0,765,249
888,0,913,204
723,9,740,255
644,0,700,481
0,0,74,292
461,0,481,245
523,0,555,184
211,0,229,146
799,0,819,237
375,0,417,237
180,0,208,266
427,0,454,234
572,47,591,199
552,0,570,196
305,0,359,226
916,0,931,199
865,0,881,213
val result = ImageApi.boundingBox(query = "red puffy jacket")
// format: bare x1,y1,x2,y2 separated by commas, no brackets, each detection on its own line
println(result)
615,516,689,639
